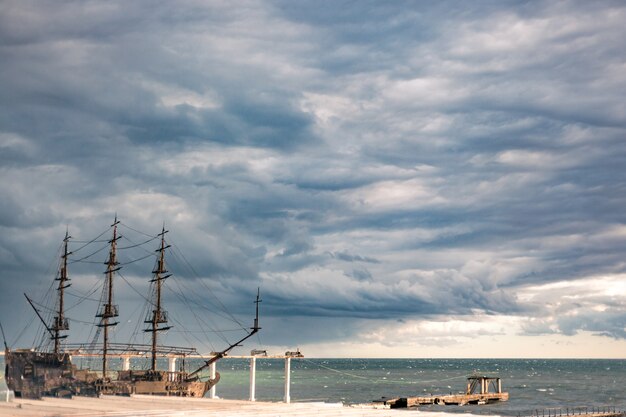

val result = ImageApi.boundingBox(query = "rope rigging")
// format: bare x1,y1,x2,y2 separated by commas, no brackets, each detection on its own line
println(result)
70,225,115,253
119,221,155,238
118,253,154,265
166,273,247,330
67,242,110,264
65,286,102,305
118,235,159,250
117,271,153,305
17,220,252,362
166,276,227,347
169,243,247,330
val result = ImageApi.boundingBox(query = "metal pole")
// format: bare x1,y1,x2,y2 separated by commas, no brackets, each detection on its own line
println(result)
250,357,256,401
284,357,291,403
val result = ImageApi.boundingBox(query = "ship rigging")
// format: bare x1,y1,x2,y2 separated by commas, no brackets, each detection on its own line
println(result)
3,218,261,398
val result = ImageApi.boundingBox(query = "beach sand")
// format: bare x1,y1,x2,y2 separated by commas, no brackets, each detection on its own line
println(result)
0,395,432,417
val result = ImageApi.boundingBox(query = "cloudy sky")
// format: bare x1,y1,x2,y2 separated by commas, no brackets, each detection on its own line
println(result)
1,0,626,359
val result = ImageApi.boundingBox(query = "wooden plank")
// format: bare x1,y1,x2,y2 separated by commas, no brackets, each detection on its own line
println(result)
386,392,509,408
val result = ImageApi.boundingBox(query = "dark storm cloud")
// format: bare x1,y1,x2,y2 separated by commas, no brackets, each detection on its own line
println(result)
1,0,626,352
558,310,626,339
329,251,380,264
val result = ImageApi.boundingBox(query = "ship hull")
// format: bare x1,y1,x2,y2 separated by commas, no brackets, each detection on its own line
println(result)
4,349,97,399
5,349,219,399
100,369,220,397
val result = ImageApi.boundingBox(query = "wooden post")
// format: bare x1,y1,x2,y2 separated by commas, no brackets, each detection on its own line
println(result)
209,362,217,399
284,357,291,403
497,378,502,393
250,357,257,401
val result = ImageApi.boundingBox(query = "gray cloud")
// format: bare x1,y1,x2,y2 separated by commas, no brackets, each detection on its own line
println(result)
1,0,626,353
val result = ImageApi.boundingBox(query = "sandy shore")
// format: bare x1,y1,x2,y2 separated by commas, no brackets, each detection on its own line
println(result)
0,395,433,417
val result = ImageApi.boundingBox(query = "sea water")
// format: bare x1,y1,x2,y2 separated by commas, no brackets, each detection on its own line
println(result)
1,357,624,414
207,358,626,415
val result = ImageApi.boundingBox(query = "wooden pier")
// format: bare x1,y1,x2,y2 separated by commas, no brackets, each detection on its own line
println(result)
384,375,509,408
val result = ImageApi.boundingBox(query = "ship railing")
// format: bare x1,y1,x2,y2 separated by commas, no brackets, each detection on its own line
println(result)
165,371,187,383
62,342,198,356
518,406,623,417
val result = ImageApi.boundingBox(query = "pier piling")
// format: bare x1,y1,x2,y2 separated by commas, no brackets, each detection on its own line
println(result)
209,362,217,399
284,357,291,404
249,356,256,402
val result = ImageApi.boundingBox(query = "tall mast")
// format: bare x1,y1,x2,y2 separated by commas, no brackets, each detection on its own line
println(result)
97,217,121,378
52,230,72,354
145,226,172,371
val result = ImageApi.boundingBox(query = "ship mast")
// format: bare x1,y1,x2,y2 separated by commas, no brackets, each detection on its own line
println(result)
97,217,121,378
51,230,72,354
145,226,172,371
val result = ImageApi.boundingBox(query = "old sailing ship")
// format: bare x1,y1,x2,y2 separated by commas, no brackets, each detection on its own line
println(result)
2,230,98,398
2,218,261,398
